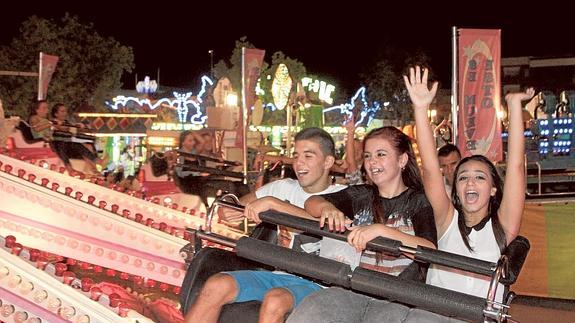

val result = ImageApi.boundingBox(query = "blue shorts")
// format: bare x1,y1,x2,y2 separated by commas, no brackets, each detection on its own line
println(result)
224,270,322,307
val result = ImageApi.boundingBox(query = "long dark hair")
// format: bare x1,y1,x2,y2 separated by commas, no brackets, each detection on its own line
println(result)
363,126,423,224
451,155,506,252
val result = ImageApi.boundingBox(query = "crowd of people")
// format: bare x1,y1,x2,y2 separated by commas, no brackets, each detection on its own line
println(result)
1,64,534,322
183,66,534,323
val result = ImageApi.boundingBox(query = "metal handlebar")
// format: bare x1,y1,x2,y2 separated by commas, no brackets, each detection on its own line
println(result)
205,193,244,234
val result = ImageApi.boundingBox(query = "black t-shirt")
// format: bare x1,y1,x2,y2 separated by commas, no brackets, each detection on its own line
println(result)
322,184,437,247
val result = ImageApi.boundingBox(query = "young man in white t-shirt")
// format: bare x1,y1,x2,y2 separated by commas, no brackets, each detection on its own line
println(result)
184,127,345,323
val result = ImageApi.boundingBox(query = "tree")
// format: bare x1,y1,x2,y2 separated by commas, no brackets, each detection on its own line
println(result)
0,14,134,117
212,37,310,126
359,48,433,126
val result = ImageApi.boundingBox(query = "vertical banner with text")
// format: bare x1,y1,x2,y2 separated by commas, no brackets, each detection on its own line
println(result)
38,52,59,100
237,47,265,148
457,29,503,161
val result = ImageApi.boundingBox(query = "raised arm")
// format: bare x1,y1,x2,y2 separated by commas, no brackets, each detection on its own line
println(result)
344,114,359,174
499,88,534,244
404,66,452,235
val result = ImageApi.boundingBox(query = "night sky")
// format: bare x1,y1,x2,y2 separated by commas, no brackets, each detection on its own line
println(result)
1,1,574,96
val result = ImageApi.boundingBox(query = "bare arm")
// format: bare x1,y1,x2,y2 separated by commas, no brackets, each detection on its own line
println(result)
404,66,452,236
347,224,435,252
344,115,359,174
499,88,534,243
304,195,350,232
244,196,316,223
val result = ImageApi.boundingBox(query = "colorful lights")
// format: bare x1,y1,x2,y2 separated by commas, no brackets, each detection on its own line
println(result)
271,64,292,110
323,87,381,126
301,77,336,105
107,75,214,124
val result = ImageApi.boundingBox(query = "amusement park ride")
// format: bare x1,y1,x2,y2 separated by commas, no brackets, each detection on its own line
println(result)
517,90,575,196
7,91,575,322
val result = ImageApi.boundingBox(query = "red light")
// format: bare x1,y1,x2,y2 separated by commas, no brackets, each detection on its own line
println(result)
81,278,94,292
4,235,16,248
27,174,36,183
36,256,49,270
90,286,103,301
11,243,23,256
54,263,68,276
105,269,116,277
62,271,76,285
28,249,40,262
108,293,121,307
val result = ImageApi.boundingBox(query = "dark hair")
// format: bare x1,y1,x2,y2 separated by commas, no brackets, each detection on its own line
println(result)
363,126,423,225
451,155,506,252
50,103,66,119
437,143,461,158
28,100,48,119
178,130,194,149
294,127,335,157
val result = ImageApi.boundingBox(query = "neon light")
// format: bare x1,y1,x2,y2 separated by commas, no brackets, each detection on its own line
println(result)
271,64,292,110
77,113,157,118
323,87,380,126
106,76,214,124
301,77,335,104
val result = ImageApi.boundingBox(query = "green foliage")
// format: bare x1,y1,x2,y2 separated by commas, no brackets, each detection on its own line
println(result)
0,14,134,117
212,37,309,126
359,48,433,126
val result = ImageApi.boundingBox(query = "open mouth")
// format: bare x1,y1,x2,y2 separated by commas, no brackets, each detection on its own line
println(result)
370,168,383,175
297,170,309,176
464,191,479,203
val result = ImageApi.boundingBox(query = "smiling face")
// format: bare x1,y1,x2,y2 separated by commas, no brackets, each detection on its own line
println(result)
292,139,334,193
363,137,407,189
455,160,497,217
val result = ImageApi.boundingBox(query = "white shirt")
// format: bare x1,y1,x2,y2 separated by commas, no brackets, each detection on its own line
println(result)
256,178,346,249
256,178,345,208
426,209,504,302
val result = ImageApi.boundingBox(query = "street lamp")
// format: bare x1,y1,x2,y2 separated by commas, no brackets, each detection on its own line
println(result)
208,50,214,78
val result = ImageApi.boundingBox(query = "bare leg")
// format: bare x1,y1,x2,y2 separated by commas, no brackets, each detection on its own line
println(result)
185,273,239,323
259,288,294,323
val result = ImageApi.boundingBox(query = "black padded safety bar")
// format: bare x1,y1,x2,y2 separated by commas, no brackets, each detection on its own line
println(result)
352,267,486,322
236,237,352,288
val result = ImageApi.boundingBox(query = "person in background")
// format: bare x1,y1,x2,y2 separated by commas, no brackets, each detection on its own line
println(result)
437,143,461,196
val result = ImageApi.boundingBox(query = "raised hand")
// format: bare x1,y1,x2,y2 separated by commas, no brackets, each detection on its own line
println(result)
403,66,439,110
505,87,535,105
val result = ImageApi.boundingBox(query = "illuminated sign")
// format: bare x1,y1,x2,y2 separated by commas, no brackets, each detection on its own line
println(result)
271,64,292,110
301,77,336,104
150,122,204,131
106,76,213,124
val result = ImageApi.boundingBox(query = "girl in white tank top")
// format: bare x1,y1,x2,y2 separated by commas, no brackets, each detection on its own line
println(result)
405,66,533,302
